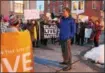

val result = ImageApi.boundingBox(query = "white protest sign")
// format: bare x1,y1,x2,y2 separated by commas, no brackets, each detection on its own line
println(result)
24,9,40,20
85,28,92,38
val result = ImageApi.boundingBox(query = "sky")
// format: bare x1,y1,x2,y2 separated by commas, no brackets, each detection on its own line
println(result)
36,1,44,11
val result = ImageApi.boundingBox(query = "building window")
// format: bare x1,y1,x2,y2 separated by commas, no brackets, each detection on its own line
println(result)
10,1,13,11
92,1,96,9
14,1,23,13
102,1,105,11
59,5,63,13
72,2,78,10
48,0,50,4
78,1,84,10
71,1,85,14
27,0,29,9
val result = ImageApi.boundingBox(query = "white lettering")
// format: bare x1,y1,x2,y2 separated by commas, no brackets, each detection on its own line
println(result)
23,52,32,71
2,55,20,72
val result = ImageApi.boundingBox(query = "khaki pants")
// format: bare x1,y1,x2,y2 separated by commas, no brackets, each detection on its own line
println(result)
60,39,72,65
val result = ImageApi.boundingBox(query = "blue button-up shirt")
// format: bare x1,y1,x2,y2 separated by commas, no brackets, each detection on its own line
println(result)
59,17,76,40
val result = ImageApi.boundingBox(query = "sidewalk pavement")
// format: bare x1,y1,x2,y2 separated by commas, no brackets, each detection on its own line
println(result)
33,43,104,72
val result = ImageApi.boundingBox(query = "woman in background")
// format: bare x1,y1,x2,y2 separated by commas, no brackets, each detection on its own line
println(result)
27,20,38,47
40,15,49,46
90,20,103,47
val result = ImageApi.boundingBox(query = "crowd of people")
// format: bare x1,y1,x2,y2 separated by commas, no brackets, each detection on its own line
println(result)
0,7,104,71
0,10,104,48
73,19,103,47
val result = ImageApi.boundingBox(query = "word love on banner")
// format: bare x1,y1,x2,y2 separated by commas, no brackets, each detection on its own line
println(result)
43,25,59,38
0,31,34,72
24,9,40,20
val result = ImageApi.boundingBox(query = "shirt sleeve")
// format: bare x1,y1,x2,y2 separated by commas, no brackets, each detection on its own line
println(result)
70,19,76,38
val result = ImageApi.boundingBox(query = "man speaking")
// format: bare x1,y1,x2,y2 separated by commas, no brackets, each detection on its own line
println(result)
58,7,76,71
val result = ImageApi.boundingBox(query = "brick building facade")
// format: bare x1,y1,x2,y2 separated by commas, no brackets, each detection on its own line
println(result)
82,0,104,18
44,1,71,15
0,0,36,17
44,0,104,18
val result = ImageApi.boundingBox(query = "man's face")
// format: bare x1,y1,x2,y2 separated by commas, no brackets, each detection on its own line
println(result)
63,9,69,17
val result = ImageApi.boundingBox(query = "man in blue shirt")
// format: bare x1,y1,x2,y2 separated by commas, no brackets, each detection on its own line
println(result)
58,7,76,71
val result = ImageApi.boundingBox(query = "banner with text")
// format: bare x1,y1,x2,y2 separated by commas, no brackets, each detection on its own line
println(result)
43,25,59,38
1,30,34,72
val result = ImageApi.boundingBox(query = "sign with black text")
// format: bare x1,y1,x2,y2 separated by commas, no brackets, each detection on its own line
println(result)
43,25,59,38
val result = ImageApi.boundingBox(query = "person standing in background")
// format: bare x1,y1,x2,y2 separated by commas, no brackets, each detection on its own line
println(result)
27,20,38,48
9,11,14,18
75,19,81,45
18,19,24,31
0,15,9,33
40,15,48,46
84,20,94,44
5,16,20,32
51,12,56,44
79,21,85,46
58,7,76,71
90,20,103,47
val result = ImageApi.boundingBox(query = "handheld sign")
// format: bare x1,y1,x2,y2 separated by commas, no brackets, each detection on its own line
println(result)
85,28,92,38
1,30,34,72
43,25,59,38
24,9,40,20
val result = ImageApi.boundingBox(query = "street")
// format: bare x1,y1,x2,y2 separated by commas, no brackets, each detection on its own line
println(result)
1,1,104,72
34,34,104,72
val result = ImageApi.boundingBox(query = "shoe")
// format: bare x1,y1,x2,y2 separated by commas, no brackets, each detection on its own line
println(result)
59,62,68,65
63,66,72,71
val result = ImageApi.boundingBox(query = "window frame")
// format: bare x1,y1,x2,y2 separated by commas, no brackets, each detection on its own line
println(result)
102,1,105,11
10,1,13,11
92,1,97,9
14,1,24,14
71,1,85,14
59,4,63,13
48,0,50,4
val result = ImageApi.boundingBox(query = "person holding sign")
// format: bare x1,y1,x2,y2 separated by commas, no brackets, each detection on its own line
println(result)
58,7,76,71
